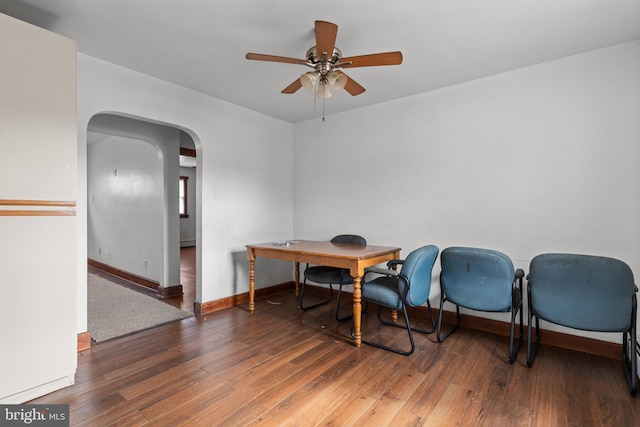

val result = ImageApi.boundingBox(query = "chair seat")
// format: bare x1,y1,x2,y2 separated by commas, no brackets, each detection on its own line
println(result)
304,266,353,285
362,276,403,310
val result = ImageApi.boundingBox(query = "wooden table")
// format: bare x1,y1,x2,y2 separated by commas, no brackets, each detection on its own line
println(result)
246,240,401,347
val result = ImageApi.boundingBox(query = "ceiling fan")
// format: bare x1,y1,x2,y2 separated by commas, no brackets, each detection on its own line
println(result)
246,20,403,99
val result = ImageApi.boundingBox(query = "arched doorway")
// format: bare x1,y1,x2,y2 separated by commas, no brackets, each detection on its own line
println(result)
86,113,200,341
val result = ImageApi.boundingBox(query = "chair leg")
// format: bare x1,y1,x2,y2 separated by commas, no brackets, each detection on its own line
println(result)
527,312,540,368
630,329,638,396
622,329,638,396
334,283,353,321
622,294,637,395
378,300,436,334
508,300,523,364
360,305,417,356
299,279,333,311
436,296,460,342
420,300,437,334
526,282,539,367
519,298,524,350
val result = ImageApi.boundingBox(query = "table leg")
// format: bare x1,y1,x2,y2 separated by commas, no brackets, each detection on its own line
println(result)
249,259,255,314
390,262,399,322
295,262,300,296
353,276,362,347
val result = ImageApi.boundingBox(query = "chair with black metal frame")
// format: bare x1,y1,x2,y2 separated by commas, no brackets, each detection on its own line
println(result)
355,244,439,356
527,253,638,395
436,246,524,364
299,234,367,321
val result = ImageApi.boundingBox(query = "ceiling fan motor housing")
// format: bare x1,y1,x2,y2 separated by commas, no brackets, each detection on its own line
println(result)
306,46,342,73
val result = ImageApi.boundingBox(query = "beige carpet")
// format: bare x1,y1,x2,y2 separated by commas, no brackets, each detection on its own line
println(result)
88,273,192,342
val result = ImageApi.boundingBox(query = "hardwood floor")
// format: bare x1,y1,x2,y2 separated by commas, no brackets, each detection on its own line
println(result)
33,291,639,426
165,246,196,312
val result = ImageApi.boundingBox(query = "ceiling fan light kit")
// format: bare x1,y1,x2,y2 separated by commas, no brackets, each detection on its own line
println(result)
246,20,403,118
301,69,346,99
328,71,347,91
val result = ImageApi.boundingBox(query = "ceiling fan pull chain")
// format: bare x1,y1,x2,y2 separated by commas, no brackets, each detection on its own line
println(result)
322,97,326,122
314,87,318,113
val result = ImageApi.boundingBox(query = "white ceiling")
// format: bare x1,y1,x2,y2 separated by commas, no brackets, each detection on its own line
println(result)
2,0,639,123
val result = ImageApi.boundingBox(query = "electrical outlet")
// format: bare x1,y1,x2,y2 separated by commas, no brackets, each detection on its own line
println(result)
98,248,101,255
144,260,148,269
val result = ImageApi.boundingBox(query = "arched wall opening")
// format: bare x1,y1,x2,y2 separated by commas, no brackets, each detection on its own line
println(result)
86,112,201,314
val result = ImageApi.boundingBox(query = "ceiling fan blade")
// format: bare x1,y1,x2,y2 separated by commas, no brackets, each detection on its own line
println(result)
336,71,366,96
246,53,307,65
339,51,403,68
315,21,338,59
281,78,303,94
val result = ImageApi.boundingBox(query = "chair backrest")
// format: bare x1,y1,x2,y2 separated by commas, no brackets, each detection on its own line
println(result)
440,247,515,312
331,234,366,246
399,245,439,307
529,253,635,332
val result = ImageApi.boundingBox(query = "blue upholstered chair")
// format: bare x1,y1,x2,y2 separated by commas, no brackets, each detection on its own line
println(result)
527,253,638,395
437,247,524,363
357,245,439,355
299,234,366,321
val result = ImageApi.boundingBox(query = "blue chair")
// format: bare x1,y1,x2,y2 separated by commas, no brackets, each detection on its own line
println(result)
299,234,366,321
437,247,524,363
357,245,439,355
527,253,638,395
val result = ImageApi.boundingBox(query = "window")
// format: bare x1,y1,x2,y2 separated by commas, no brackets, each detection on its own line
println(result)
179,176,188,218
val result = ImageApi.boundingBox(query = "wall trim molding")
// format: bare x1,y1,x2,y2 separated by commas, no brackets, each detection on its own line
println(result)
158,284,183,298
88,258,160,291
180,147,196,157
0,199,76,216
194,281,293,315
196,283,622,360
77,332,91,352
429,305,620,360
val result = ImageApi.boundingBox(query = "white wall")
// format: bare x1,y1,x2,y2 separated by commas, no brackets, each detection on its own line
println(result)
87,133,165,283
76,54,294,332
293,40,640,342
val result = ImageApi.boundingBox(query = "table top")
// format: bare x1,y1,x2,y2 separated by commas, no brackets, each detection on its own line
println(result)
246,240,401,261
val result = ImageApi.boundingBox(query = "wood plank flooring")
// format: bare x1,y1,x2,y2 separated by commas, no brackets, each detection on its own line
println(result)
31,290,639,426
171,246,196,312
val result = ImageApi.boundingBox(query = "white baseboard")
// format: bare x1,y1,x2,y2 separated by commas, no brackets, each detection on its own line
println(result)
0,375,74,404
